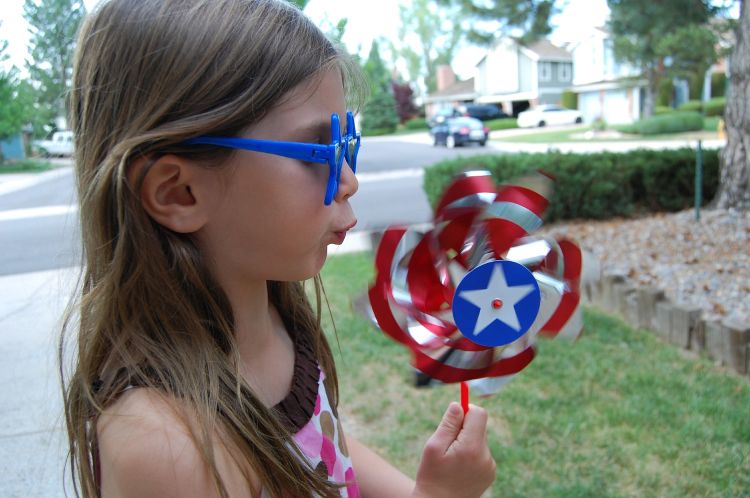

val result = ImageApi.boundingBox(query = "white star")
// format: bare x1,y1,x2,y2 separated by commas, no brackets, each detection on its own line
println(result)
459,264,536,336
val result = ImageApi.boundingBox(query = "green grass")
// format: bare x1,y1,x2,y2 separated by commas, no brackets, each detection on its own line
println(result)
493,126,722,144
321,252,750,498
0,159,54,174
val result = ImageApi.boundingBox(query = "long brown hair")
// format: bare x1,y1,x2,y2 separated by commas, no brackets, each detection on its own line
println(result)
61,1,364,496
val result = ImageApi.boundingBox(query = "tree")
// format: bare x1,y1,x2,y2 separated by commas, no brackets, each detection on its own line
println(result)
391,0,465,93
23,0,86,133
361,40,398,133
391,80,418,123
716,0,750,210
438,0,556,45
607,0,722,117
287,0,309,8
0,37,31,144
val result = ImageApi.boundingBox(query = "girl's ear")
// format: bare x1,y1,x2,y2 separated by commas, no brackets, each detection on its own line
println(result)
131,155,214,234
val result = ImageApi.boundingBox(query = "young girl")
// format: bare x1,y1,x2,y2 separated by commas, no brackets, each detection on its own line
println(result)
62,1,496,497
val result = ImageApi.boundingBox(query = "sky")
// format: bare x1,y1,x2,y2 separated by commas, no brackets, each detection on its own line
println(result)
0,0,612,78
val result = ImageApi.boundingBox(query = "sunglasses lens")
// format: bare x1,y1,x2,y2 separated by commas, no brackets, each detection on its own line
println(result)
347,137,356,161
335,143,345,170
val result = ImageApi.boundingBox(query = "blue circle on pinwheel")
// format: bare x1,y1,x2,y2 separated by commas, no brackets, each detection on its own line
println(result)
452,260,541,348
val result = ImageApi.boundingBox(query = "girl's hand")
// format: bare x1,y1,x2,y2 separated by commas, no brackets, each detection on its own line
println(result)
411,402,496,498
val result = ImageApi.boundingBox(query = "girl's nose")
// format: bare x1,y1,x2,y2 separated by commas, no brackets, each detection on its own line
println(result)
335,160,358,202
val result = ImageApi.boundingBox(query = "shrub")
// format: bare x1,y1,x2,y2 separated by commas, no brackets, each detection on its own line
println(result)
657,79,674,107
422,148,719,221
361,127,395,137
484,118,518,131
703,97,726,117
703,116,721,132
677,100,703,113
654,106,674,115
592,118,607,131
635,112,704,135
711,72,726,98
561,90,578,110
404,118,429,130
613,123,639,134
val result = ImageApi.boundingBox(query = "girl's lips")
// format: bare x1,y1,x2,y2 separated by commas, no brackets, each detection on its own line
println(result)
331,219,357,245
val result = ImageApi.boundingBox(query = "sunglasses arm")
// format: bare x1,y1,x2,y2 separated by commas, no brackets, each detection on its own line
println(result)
182,136,333,164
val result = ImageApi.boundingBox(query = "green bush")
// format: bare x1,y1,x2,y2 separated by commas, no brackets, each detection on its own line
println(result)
677,100,703,112
657,79,674,107
703,97,726,117
654,106,674,115
561,90,578,110
484,118,518,131
703,116,721,132
711,72,727,98
613,123,639,134
362,127,396,137
404,118,428,130
635,112,704,135
422,148,719,221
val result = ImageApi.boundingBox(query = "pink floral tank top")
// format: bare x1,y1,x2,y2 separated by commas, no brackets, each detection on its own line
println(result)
93,331,360,497
264,332,360,498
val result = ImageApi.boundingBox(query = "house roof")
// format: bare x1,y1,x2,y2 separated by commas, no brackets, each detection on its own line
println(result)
524,39,572,61
426,77,476,99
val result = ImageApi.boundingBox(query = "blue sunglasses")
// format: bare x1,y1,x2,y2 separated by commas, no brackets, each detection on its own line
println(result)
183,111,360,205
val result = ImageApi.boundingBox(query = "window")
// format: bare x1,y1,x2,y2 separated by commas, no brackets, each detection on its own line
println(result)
558,63,571,81
539,62,552,82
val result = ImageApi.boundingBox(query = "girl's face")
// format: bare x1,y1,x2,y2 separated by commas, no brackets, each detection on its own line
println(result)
195,67,358,284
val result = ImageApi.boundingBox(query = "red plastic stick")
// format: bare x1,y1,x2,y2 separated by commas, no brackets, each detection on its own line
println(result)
460,381,469,414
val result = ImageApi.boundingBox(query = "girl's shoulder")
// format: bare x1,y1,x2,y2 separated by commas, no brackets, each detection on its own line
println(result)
97,387,260,498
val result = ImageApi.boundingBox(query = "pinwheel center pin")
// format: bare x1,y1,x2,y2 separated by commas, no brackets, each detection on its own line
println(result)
453,260,542,348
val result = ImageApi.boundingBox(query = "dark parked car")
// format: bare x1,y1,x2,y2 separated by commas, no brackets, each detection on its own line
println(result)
457,104,508,121
431,117,489,148
427,107,461,128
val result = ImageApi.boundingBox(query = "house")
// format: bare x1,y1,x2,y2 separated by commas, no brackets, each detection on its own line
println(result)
472,38,573,116
423,66,478,119
568,27,645,124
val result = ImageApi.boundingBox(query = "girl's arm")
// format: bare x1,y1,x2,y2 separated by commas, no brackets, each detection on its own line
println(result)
347,402,496,498
345,435,416,497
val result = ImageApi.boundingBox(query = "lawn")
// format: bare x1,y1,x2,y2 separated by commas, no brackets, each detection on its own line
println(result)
321,251,750,498
493,126,722,144
0,159,54,174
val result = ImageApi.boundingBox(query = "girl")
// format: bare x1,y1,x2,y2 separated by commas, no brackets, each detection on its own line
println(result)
62,1,496,497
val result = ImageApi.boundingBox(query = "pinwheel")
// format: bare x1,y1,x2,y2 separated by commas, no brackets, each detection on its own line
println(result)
367,170,583,397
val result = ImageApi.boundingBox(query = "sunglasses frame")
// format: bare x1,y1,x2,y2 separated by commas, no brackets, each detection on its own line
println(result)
183,111,360,205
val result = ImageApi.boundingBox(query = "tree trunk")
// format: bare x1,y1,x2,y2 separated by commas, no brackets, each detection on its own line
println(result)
716,0,750,210
643,66,657,118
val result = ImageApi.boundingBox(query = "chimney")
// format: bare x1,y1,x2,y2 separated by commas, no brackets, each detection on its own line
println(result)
436,65,456,91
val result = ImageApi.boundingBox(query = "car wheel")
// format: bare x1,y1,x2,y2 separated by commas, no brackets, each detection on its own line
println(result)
538,121,546,127
479,140,487,146
575,117,583,124
446,135,456,148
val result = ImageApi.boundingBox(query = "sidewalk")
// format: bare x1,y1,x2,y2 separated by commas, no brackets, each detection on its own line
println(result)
0,161,73,197
0,267,78,497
